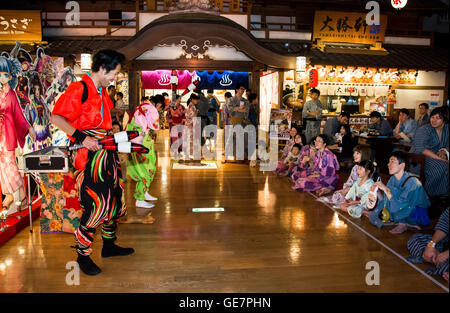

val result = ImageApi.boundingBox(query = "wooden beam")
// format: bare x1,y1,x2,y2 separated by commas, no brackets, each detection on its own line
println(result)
130,59,254,72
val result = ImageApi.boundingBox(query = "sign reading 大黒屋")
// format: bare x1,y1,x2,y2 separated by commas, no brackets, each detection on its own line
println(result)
313,10,387,45
0,10,42,42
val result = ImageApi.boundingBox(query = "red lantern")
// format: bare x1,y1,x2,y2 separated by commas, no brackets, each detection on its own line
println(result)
309,69,318,88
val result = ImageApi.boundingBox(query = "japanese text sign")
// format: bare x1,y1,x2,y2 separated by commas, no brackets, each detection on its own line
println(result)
313,11,387,45
0,10,42,42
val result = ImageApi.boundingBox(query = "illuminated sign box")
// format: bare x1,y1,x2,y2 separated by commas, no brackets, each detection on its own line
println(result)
0,10,42,42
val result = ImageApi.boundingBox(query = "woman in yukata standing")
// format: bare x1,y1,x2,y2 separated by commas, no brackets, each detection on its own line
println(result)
127,96,160,211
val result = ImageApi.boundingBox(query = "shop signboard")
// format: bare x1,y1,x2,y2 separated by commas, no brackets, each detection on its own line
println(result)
313,10,387,45
296,65,417,85
142,70,195,89
296,56,306,72
269,108,292,141
0,10,42,42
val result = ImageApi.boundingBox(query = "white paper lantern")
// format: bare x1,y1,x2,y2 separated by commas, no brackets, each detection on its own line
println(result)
391,0,407,9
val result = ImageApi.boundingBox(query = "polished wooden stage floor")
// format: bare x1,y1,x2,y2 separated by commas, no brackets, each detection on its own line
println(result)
0,130,448,293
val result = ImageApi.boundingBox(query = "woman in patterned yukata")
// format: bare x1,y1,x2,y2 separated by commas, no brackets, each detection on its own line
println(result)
410,106,449,197
169,95,185,155
0,56,36,212
292,134,340,196
127,96,160,210
339,160,377,218
184,97,198,160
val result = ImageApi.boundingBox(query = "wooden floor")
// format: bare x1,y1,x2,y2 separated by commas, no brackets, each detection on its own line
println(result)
0,130,448,293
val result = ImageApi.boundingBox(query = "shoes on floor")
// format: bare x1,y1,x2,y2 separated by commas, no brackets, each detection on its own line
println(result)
136,200,155,209
102,243,135,258
144,192,158,201
77,254,102,275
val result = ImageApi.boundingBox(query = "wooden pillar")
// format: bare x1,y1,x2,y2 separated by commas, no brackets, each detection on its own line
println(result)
444,69,449,105
128,69,140,113
136,0,140,33
278,70,284,108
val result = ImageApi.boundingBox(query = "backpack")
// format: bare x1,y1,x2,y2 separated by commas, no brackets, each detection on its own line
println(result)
80,80,89,104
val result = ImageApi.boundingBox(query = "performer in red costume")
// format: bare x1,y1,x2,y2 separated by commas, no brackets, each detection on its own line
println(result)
51,50,133,276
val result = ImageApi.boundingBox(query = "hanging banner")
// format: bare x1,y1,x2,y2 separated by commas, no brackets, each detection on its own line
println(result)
0,10,42,42
141,70,195,89
313,10,387,45
195,70,249,90
142,70,249,90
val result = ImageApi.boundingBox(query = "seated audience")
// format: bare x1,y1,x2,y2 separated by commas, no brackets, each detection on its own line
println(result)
368,111,393,136
273,143,302,176
394,108,418,143
410,106,449,197
407,208,448,282
323,111,350,145
329,124,354,160
290,143,317,182
274,134,303,175
292,134,340,196
281,126,299,160
416,102,430,127
339,160,377,218
320,145,372,206
366,151,431,234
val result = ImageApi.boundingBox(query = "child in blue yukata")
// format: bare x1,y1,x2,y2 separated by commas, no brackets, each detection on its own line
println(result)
364,151,431,234
339,160,377,218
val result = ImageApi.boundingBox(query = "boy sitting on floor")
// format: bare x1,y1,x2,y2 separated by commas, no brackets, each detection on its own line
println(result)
365,151,431,234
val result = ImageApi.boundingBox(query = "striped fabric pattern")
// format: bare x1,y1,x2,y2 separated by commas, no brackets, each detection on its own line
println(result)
410,123,449,196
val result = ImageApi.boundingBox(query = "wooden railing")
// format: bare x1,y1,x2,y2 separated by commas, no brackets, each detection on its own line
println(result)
42,14,137,36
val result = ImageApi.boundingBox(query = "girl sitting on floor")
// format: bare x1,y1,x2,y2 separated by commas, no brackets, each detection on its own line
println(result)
274,143,302,176
339,160,377,218
318,145,372,205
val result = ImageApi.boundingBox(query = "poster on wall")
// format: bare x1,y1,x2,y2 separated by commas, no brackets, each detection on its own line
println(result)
269,109,292,140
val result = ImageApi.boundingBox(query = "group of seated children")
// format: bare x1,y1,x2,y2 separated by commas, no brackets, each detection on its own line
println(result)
274,127,340,197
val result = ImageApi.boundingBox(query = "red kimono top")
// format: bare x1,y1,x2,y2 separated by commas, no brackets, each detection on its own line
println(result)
1,88,30,151
52,74,113,170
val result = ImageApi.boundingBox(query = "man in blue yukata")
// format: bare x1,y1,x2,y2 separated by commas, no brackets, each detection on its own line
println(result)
365,151,431,234
394,108,418,144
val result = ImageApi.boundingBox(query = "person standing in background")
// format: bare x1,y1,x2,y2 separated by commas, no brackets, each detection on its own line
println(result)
247,93,259,127
302,88,323,144
206,89,220,127
107,85,116,107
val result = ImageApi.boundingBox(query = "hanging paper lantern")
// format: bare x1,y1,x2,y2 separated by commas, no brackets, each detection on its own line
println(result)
391,0,407,9
309,68,318,88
